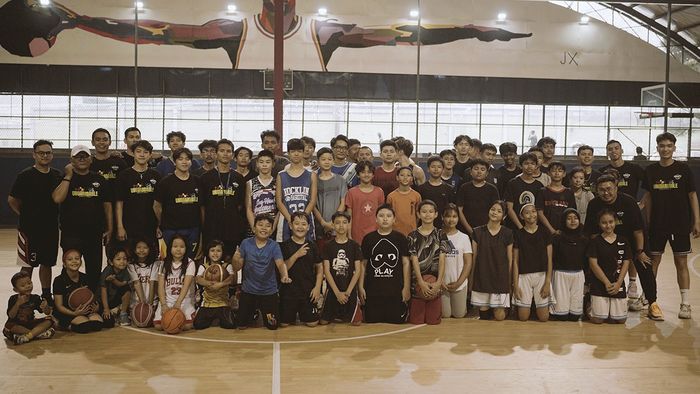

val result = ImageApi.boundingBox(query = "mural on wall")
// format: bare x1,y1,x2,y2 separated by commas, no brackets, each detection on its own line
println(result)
0,0,531,71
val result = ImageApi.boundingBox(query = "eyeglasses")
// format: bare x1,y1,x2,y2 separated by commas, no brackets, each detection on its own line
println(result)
35,151,53,156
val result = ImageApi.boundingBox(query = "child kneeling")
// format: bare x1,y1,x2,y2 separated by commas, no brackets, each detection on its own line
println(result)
194,240,236,329
154,235,196,331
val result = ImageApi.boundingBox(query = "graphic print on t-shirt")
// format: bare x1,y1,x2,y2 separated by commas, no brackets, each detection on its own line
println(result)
72,182,101,198
519,189,535,206
176,190,199,204
371,238,399,277
130,178,157,194
332,248,350,277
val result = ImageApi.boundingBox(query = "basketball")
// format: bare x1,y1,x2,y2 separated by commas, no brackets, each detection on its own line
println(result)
204,264,228,282
417,274,438,300
161,308,186,334
68,287,95,310
130,303,154,328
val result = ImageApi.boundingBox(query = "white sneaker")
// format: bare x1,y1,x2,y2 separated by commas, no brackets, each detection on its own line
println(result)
679,304,692,319
628,280,639,299
628,296,644,311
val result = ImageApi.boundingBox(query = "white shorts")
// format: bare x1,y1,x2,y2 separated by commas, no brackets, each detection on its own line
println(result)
153,302,197,324
514,272,555,308
550,270,585,316
591,296,627,321
471,291,510,308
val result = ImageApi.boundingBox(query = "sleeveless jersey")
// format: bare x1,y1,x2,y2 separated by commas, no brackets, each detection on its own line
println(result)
276,169,316,242
249,176,277,217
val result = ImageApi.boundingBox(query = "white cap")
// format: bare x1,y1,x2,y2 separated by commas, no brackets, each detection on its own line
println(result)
70,144,91,157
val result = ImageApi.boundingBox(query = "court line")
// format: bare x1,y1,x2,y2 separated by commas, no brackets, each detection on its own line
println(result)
688,254,700,279
272,343,280,394
120,324,426,344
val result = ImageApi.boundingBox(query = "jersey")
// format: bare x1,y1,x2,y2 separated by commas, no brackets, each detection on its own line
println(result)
127,261,161,307
158,259,196,308
600,161,644,198
642,161,696,234
249,175,277,217
276,169,316,241
373,166,399,197
196,261,234,308
586,235,631,299
332,161,358,188
9,166,62,232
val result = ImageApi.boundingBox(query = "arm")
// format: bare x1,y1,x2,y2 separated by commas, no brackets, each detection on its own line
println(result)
512,247,521,299
413,166,426,186
7,196,21,216
157,273,167,312
435,252,446,288
200,206,206,230
310,263,323,303
690,191,700,237
411,255,431,298
153,201,163,228
458,206,474,236
173,275,194,309
245,182,256,229
633,229,651,267
305,172,318,214
132,278,147,304
401,256,411,302
507,244,514,291
507,201,523,229
7,296,24,319
53,294,85,317
275,258,291,282
346,207,353,238
589,257,612,288
284,243,308,271
358,260,367,304
449,252,472,290
641,191,651,222
275,174,292,223
540,243,553,298
115,201,126,241
52,166,73,203
231,246,244,272
323,260,343,297
103,202,113,243
537,210,557,235
346,260,362,295
612,259,631,295
101,286,112,319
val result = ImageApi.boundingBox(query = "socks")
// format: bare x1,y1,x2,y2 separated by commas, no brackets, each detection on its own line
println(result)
478,310,492,320
680,289,689,305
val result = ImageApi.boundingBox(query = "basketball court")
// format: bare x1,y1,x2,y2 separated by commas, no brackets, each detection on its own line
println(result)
0,229,698,393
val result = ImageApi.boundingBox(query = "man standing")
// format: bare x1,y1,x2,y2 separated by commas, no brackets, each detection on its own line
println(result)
601,140,645,199
90,128,128,189
200,139,247,258
566,145,601,192
642,132,700,319
259,130,290,177
156,131,201,177
52,145,112,292
8,140,62,302
584,175,663,321
331,135,358,188
537,137,557,174
120,127,161,167
192,140,218,177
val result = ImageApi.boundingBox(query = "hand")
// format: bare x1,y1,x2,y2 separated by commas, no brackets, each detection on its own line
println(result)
74,302,91,316
103,230,112,246
280,276,292,284
358,287,366,305
322,221,334,232
16,294,30,306
294,243,309,259
156,227,163,239
418,281,432,298
336,291,349,304
540,283,550,298
445,282,458,292
233,246,242,261
310,286,321,303
64,163,74,177
401,287,411,303
117,226,127,241
105,274,116,283
39,298,49,313
161,304,170,314
173,301,182,310
210,281,225,290
102,308,112,320
607,282,621,296
553,230,561,236
637,251,652,268
693,222,700,238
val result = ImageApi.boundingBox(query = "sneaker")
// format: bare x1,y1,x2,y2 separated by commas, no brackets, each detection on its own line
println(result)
628,296,644,311
36,328,56,339
118,312,131,326
13,334,30,345
679,304,692,319
648,302,664,321
628,280,639,299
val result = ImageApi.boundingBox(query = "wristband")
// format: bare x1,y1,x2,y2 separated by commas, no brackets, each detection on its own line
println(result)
62,178,71,182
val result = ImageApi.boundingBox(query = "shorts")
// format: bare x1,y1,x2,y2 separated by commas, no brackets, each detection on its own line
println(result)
471,291,510,308
321,290,362,324
550,270,585,316
3,317,54,337
649,231,691,255
409,296,442,325
235,292,280,330
153,302,197,325
591,295,627,321
363,296,408,324
514,272,555,308
280,297,319,324
16,229,59,268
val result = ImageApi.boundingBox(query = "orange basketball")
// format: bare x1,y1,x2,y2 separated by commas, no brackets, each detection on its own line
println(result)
416,274,438,300
161,308,185,334
130,302,154,328
204,264,228,282
68,287,95,310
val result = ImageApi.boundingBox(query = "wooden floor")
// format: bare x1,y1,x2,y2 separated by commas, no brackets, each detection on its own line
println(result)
1,229,699,393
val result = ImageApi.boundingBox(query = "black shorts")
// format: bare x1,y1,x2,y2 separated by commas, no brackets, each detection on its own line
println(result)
235,292,279,330
280,297,319,324
363,295,408,324
16,229,59,268
320,290,361,323
3,317,53,337
649,231,691,255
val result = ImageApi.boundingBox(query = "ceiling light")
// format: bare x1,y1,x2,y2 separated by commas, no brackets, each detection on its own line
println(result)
580,15,590,25
497,12,507,22
318,8,327,16
410,9,419,18
135,1,144,9
227,4,237,13
39,0,50,6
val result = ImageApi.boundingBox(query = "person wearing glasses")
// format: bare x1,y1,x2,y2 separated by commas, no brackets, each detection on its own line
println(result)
8,140,62,304
330,135,358,189
52,145,113,293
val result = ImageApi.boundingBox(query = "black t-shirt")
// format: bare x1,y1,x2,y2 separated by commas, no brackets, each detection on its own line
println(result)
586,234,631,298
600,161,644,198
504,177,544,218
154,174,201,230
553,232,589,271
59,171,111,234
472,225,513,294
457,182,500,229
6,294,43,323
115,167,161,236
453,159,473,187
199,169,246,243
535,187,577,231
10,166,62,232
415,181,454,228
361,230,408,297
53,269,90,310
121,151,161,168
461,166,499,189
496,166,522,196
565,168,601,193
642,161,696,234
280,239,321,299
90,155,128,201
322,239,363,291
514,226,552,274
583,194,644,250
